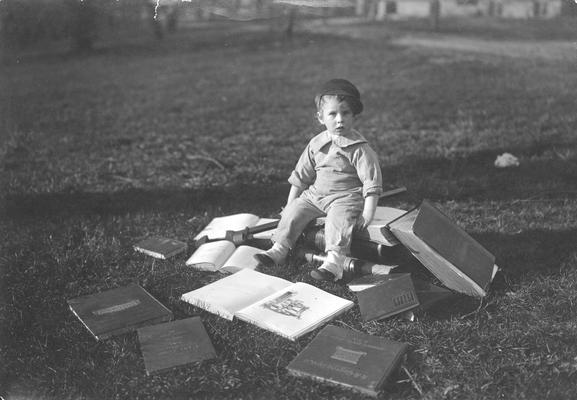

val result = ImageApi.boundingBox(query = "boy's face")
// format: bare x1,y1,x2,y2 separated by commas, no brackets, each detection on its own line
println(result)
317,97,355,136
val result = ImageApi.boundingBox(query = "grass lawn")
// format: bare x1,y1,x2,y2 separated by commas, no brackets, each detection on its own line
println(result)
1,17,577,400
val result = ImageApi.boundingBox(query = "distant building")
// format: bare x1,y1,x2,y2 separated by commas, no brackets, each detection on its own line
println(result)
356,0,568,19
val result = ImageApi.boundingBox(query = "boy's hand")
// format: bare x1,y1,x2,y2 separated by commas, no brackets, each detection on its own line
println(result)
355,215,370,230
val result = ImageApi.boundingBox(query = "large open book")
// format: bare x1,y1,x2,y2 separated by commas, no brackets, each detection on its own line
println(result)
181,269,354,341
185,241,261,273
287,325,409,397
387,200,498,297
194,213,277,242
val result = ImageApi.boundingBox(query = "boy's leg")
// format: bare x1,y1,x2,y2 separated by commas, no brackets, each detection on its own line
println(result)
311,198,361,281
255,196,324,267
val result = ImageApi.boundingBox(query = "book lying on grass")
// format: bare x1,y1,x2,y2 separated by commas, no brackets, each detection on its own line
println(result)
68,283,173,340
134,237,187,259
387,200,498,297
354,273,419,322
137,317,216,375
287,325,409,397
185,241,261,273
194,213,278,242
181,269,354,341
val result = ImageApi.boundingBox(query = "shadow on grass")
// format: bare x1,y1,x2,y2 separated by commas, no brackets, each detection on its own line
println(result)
385,141,577,202
3,182,291,219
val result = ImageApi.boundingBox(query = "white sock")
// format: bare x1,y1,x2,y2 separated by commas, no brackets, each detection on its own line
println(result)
320,251,345,280
264,242,289,264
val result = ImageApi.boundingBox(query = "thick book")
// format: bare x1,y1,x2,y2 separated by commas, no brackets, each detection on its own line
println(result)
137,317,216,375
134,237,187,259
287,325,409,397
194,213,277,242
181,269,354,341
387,200,497,297
354,273,419,321
314,206,406,246
67,284,173,340
185,241,261,273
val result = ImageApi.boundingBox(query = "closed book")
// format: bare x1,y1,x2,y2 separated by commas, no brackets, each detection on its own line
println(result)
356,273,419,321
134,237,187,259
137,317,216,375
68,284,173,340
387,200,497,297
287,325,409,397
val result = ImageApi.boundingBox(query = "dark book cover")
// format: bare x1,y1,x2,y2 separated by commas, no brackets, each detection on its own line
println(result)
287,325,409,397
137,317,216,375
387,201,497,297
412,200,495,289
67,283,173,340
356,273,419,321
134,237,187,259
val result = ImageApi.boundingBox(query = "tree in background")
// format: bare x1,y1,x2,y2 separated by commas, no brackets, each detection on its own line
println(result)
68,0,99,51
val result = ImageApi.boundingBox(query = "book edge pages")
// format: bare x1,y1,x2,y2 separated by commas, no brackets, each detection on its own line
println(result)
68,303,101,340
180,295,235,321
287,368,379,397
134,247,166,260
390,228,487,297
193,213,260,241
185,240,236,271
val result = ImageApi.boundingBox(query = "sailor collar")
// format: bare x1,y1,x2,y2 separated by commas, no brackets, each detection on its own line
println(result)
311,130,368,151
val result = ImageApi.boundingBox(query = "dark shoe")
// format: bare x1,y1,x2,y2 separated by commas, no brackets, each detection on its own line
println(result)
310,268,336,282
254,253,276,269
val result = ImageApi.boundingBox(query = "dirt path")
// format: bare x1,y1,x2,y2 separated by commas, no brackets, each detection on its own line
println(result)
303,18,577,61
393,35,576,61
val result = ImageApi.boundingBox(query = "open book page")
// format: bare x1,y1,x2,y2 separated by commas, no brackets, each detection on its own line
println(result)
194,213,261,241
251,217,279,240
180,269,293,320
220,245,262,273
234,282,354,341
185,241,236,271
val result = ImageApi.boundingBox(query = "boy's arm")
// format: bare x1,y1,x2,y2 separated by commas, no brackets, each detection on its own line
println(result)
358,194,378,229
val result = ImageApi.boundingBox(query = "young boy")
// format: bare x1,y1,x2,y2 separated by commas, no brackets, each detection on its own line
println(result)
255,79,383,281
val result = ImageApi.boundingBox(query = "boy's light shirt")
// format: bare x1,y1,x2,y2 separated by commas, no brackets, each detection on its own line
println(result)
289,129,383,198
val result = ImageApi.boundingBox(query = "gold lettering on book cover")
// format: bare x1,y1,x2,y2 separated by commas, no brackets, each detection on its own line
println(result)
331,346,366,365
303,359,369,380
262,291,309,319
393,291,415,307
93,299,141,315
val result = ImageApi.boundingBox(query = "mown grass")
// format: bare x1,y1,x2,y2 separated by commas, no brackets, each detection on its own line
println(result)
1,18,576,400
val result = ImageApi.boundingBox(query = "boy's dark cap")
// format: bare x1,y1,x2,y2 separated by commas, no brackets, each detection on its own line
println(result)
316,78,363,114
